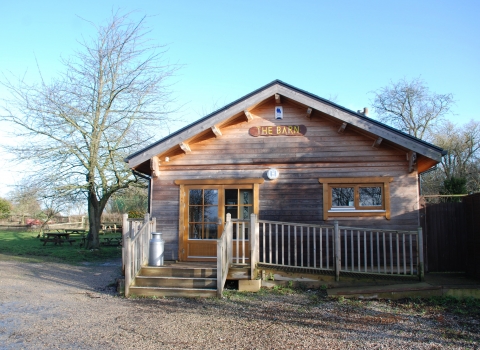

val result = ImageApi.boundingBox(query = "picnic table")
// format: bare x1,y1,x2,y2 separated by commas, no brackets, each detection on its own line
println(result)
40,232,76,246
64,229,87,246
100,236,122,247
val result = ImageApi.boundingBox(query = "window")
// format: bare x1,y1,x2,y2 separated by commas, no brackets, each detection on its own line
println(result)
319,177,393,219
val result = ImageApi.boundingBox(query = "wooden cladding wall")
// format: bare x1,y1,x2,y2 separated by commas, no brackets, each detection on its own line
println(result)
150,99,420,260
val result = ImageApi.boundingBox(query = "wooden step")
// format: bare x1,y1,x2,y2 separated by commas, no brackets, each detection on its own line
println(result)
129,286,217,298
134,276,217,288
139,266,217,278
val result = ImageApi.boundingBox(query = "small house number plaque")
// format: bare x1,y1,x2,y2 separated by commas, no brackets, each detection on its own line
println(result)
249,125,307,137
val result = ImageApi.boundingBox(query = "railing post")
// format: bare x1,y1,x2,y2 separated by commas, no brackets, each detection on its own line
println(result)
217,238,223,297
250,213,258,280
226,214,232,264
417,226,425,282
144,213,149,224
334,221,341,282
125,236,131,297
122,214,128,275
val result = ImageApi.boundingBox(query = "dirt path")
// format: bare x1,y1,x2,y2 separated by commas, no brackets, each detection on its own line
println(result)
0,258,478,349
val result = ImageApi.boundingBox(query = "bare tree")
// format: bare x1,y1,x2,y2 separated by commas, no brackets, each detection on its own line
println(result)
432,120,480,192
372,77,454,139
0,12,178,248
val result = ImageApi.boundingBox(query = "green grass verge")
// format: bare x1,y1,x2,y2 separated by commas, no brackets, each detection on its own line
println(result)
0,230,122,265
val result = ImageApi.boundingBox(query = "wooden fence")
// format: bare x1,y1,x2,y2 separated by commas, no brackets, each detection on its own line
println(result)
464,193,480,279
420,201,466,272
419,193,480,273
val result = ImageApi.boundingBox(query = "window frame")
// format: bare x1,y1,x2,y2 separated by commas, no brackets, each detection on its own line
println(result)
318,177,393,220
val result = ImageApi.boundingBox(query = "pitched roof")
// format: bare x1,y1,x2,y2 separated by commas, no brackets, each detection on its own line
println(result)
125,80,445,171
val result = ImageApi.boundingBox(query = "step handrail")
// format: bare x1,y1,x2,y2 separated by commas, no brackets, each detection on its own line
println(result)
217,213,233,297
123,213,156,297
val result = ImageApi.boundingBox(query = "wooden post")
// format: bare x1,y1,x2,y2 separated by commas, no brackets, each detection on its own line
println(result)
217,238,223,298
122,214,128,276
417,227,425,282
334,221,341,282
226,214,232,264
125,236,131,297
250,213,258,280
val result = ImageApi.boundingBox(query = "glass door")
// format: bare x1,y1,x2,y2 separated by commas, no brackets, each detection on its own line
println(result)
181,184,255,261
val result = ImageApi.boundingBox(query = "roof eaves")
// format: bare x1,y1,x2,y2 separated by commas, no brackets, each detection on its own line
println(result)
125,79,445,162
124,79,282,162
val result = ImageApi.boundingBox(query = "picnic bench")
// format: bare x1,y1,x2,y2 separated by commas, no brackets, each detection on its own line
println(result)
40,232,76,246
100,236,122,247
64,229,87,246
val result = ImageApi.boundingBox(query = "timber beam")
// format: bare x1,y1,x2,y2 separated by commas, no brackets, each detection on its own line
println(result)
306,107,312,118
179,142,191,154
211,125,222,138
275,93,281,104
338,122,347,134
408,151,417,173
372,137,383,148
244,110,253,122
150,156,160,178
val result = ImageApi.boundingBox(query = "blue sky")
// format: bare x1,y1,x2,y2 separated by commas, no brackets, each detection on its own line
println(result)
0,0,479,197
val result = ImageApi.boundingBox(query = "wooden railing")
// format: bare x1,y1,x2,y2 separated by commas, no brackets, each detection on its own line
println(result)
338,226,421,277
123,214,156,297
250,216,424,281
257,219,336,271
217,213,233,297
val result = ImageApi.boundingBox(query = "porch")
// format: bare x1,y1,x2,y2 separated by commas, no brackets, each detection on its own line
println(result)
122,213,425,298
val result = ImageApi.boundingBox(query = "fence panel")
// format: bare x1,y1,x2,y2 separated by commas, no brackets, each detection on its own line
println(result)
420,201,467,272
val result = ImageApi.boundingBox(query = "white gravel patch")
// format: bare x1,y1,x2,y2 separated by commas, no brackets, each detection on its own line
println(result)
0,259,478,349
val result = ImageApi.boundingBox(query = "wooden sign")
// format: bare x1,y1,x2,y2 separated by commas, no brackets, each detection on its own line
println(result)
249,125,307,137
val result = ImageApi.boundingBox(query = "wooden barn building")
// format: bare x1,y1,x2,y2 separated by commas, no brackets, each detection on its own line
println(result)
123,80,445,297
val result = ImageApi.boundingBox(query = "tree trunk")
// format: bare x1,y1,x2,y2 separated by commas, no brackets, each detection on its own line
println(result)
86,190,101,249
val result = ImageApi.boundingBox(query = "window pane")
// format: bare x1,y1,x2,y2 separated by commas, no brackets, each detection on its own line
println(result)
359,187,382,206
204,224,218,239
189,189,203,205
240,205,252,220
204,189,218,205
189,206,202,222
226,207,237,219
204,206,218,222
332,187,354,207
225,189,238,205
240,190,253,205
189,223,202,239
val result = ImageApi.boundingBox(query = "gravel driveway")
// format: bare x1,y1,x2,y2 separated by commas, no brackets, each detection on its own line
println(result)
0,258,478,349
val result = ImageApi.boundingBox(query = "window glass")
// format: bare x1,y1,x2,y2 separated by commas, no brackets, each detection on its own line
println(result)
189,223,202,239
240,189,253,205
204,224,218,239
332,187,354,207
203,189,218,205
225,189,238,205
359,187,382,206
189,206,202,222
240,205,253,220
189,189,203,205
204,206,218,222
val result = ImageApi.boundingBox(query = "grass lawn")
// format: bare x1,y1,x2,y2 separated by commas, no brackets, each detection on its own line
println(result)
0,230,122,265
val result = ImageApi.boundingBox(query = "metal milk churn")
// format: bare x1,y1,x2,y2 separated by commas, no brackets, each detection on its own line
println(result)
148,232,164,266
